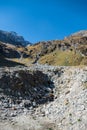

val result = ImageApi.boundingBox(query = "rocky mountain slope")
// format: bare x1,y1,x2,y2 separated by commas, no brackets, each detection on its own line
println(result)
0,30,87,66
27,31,87,66
0,30,87,130
0,30,31,46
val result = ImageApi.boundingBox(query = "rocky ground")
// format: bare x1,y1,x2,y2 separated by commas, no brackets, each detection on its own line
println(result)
0,64,87,130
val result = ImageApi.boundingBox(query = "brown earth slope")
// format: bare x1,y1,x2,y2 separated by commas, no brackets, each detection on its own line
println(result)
0,30,87,66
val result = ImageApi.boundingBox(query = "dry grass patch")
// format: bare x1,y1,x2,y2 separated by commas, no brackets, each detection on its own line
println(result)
39,50,84,66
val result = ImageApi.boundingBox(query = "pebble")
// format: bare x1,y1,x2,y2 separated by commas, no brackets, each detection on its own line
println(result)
77,105,85,111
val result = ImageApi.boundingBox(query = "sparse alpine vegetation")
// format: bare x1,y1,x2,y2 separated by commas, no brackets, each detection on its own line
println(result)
0,30,87,66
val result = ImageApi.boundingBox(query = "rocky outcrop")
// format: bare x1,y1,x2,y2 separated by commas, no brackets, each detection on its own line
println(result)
0,42,20,58
71,30,87,37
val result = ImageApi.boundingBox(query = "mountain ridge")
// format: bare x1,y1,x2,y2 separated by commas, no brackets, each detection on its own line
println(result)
0,30,31,46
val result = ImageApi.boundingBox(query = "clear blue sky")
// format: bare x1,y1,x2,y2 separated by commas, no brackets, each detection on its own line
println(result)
0,0,87,43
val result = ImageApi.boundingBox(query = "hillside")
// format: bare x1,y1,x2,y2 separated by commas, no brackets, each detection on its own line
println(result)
0,41,29,66
0,30,87,130
0,30,87,66
26,31,87,66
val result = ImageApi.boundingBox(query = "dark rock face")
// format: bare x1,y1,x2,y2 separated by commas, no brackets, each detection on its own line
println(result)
0,30,31,46
0,69,54,108
0,42,20,58
2,48,20,58
22,53,30,58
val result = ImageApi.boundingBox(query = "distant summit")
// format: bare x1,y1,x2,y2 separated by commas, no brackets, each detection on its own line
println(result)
0,30,31,46
71,30,87,37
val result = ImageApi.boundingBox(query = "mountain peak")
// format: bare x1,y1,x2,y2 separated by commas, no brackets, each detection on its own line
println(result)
0,30,31,46
71,30,87,37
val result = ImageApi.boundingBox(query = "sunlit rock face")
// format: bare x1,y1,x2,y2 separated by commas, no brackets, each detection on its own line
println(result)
70,30,87,37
